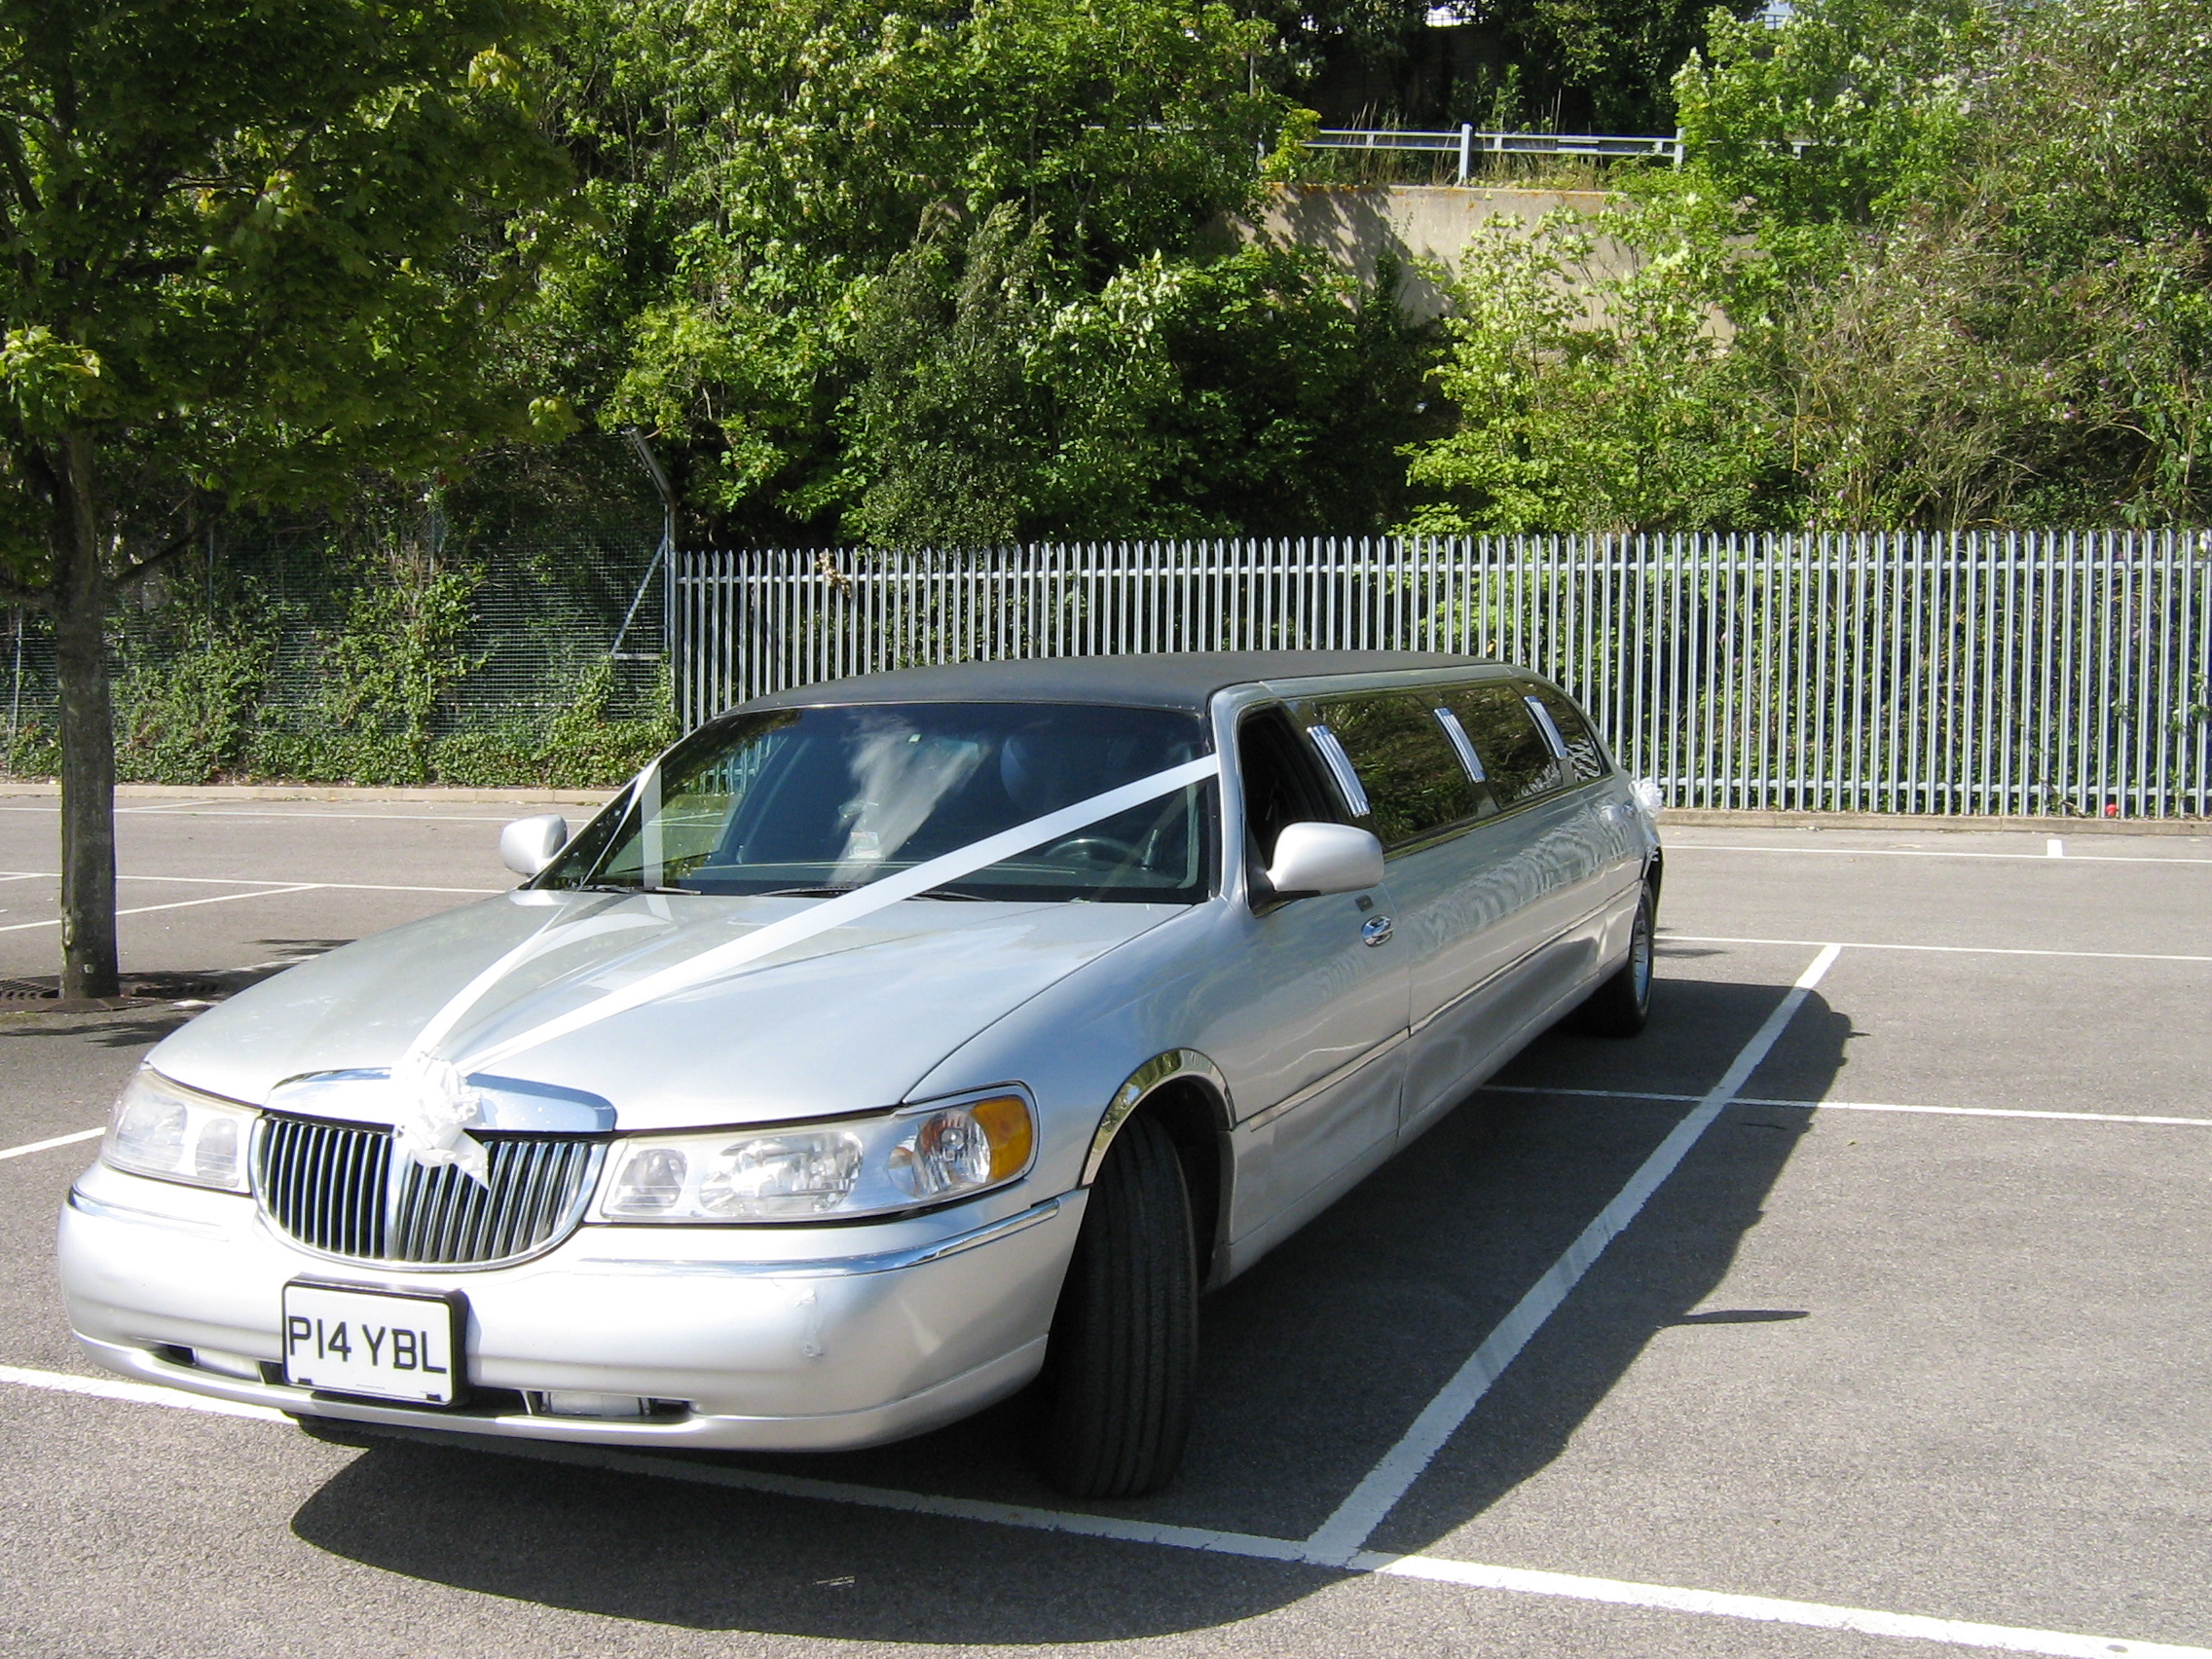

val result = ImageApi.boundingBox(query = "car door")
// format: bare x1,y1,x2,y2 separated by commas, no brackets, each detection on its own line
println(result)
1199,704,1409,1244
1432,679,1618,1058
1521,675,1648,979
1289,689,1519,1139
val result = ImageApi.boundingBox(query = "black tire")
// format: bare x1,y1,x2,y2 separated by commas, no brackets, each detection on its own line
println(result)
1575,883,1655,1038
1037,1112,1198,1498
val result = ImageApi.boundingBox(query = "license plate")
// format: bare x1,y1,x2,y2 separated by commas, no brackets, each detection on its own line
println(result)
281,1281,463,1405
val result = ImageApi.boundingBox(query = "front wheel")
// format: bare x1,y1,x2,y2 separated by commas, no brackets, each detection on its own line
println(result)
1575,883,1655,1038
1036,1113,1198,1498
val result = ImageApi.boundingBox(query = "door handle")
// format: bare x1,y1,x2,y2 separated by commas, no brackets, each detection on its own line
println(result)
1360,914,1394,947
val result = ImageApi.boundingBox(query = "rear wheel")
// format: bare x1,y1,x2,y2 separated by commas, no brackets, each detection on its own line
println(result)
1037,1113,1198,1497
1576,883,1655,1038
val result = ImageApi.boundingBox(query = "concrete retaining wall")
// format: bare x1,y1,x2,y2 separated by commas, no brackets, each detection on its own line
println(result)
1232,184,1624,320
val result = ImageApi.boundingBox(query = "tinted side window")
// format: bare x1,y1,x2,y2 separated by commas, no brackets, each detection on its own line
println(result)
1314,694,1485,849
1446,682,1567,808
1525,682,1609,783
1236,706,1339,865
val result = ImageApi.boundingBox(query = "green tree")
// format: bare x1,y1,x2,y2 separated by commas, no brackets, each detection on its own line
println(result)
1673,0,1985,232
1704,0,2212,524
1422,0,2212,531
1252,0,1758,133
1487,0,1750,132
0,1,567,996
523,0,1287,536
840,210,1437,542
1402,194,1791,533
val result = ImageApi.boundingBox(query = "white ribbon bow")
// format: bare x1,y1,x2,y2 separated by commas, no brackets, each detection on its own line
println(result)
389,1052,492,1190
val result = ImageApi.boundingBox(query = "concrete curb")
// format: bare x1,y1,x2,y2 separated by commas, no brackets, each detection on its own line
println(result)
1658,807,2210,837
0,782,614,807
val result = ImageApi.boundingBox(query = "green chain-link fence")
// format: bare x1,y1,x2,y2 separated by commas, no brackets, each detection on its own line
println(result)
2,514,671,788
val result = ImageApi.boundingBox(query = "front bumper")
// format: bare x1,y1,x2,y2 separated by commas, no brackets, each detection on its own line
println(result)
58,1161,1084,1451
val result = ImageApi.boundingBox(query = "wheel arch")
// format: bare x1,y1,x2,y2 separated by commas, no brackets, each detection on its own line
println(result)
1083,1050,1235,1286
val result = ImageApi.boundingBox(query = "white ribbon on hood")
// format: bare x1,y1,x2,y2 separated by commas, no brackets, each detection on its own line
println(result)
387,752,1224,1158
387,902,670,1189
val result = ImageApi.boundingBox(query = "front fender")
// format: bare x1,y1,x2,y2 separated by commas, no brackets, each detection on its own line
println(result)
1084,1049,1234,1185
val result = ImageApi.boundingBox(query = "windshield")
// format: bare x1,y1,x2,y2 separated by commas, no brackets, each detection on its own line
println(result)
542,702,1217,903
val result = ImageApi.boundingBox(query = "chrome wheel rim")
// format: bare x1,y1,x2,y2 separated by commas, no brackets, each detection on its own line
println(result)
1631,907,1653,1006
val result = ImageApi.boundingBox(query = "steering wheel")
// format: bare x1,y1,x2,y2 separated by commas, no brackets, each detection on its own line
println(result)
1044,833,1141,867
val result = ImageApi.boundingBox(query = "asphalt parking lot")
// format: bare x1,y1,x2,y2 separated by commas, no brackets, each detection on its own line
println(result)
2,790,2209,1659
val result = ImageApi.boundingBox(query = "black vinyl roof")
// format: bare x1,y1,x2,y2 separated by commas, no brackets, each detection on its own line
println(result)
742,651,1501,715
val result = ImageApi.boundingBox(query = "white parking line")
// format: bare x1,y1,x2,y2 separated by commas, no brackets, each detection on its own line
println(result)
2047,839,2065,859
0,1362,2197,1658
0,884,321,934
1670,934,2212,964
0,1364,286,1421
1480,1084,2212,1129
1671,843,2212,866
0,1127,102,1161
1301,943,1844,1564
1353,1550,2212,1659
0,870,501,897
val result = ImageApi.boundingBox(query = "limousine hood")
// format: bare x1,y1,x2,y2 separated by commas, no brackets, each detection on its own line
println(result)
147,890,1180,1130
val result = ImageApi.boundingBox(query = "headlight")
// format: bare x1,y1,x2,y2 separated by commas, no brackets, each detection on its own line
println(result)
100,1069,258,1194
590,1089,1036,1224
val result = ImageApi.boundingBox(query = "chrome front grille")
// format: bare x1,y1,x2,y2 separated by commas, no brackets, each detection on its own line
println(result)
255,1115,604,1268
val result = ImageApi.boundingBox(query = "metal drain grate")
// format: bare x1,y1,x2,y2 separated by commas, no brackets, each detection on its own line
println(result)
0,975,228,1006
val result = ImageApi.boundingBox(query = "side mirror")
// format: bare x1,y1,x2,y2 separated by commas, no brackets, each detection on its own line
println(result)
1264,821,1383,901
499,814,570,879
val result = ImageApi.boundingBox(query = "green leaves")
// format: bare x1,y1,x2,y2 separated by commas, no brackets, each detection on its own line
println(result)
1675,0,1985,231
835,216,1435,542
0,328,103,436
0,0,573,590
1552,0,2212,530
1402,198,1790,535
523,0,1294,536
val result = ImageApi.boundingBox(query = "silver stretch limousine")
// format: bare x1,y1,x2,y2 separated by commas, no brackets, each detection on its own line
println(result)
59,652,1661,1496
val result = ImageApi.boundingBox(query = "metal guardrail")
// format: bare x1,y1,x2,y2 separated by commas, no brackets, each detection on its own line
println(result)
675,532,2212,818
1306,127,1684,182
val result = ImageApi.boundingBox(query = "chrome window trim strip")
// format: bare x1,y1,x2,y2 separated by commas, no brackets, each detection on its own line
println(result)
1435,706,1488,782
1306,724,1372,817
1525,694,1574,761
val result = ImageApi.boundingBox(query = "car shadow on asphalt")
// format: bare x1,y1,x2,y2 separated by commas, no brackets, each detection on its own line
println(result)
290,966,1850,1641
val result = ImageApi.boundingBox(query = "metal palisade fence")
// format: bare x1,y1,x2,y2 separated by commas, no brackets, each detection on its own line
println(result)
676,531,2212,819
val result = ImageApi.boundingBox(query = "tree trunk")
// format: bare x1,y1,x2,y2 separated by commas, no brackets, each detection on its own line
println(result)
54,433,117,1000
